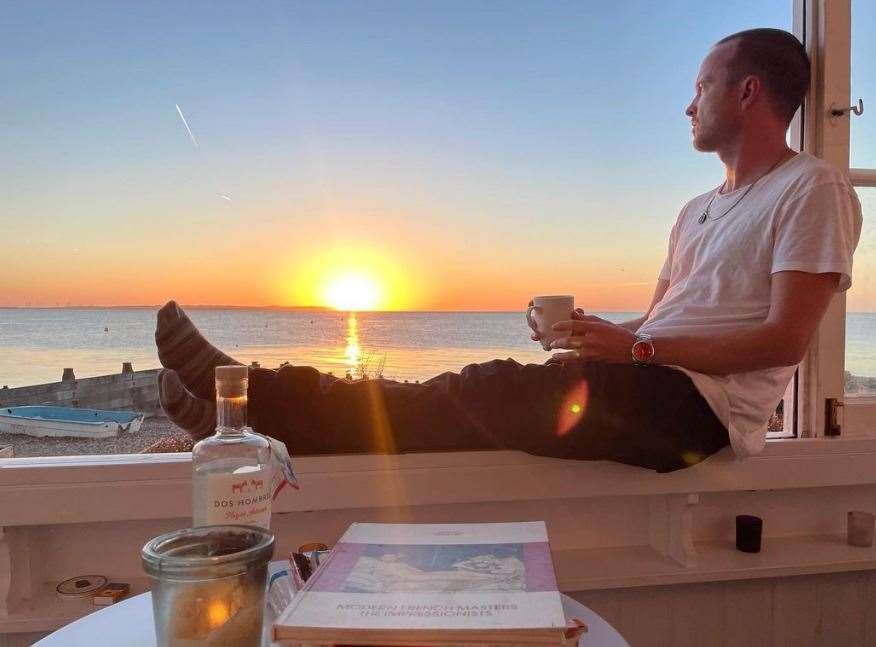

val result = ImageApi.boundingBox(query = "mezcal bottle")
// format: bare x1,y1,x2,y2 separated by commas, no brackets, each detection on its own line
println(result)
192,365,272,529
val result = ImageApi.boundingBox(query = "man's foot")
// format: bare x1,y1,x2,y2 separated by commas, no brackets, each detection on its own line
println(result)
155,300,241,400
158,369,216,440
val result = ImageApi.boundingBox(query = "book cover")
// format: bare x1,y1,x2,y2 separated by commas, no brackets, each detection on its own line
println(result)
273,521,568,645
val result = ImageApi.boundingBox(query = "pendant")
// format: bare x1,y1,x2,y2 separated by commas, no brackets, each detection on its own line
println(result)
698,211,708,224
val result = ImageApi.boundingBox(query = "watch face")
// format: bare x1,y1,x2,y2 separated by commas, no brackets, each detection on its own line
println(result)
633,340,654,363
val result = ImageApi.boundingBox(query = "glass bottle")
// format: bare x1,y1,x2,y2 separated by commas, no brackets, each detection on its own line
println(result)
192,365,272,529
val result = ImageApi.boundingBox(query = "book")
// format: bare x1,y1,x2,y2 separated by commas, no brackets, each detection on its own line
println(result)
272,521,573,646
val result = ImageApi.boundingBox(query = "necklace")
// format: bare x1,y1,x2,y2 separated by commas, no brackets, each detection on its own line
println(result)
697,152,792,225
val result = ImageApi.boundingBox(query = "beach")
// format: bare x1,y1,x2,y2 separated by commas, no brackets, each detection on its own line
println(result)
0,415,188,458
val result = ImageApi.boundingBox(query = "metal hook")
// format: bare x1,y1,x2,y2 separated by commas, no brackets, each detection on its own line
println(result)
831,99,864,118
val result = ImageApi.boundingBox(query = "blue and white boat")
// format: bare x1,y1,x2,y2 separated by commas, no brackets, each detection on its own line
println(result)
0,406,144,439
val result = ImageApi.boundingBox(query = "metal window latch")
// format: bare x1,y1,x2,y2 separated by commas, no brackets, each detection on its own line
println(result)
825,398,843,436
830,99,864,118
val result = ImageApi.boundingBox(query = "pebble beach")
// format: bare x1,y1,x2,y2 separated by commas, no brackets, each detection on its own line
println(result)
0,416,194,458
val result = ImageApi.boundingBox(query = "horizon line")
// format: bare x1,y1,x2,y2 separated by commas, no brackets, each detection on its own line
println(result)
4,304,876,315
0,304,644,313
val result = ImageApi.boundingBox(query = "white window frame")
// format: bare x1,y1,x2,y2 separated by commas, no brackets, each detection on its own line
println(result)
799,0,876,436
774,0,828,439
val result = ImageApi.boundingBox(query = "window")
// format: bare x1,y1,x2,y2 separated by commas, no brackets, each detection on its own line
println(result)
810,0,876,435
1,2,795,457
845,188,876,396
849,0,876,169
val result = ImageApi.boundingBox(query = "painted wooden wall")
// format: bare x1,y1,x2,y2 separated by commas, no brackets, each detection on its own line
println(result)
573,570,876,647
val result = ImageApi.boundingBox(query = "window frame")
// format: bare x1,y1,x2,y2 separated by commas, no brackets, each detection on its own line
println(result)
806,0,876,435
775,0,813,439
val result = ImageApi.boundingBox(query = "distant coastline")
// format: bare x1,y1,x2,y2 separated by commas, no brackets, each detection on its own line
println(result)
0,304,333,312
4,305,876,315
0,305,631,313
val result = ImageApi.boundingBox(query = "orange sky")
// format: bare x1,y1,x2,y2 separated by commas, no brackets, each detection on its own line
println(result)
4,240,660,312
3,198,665,311
7,209,874,311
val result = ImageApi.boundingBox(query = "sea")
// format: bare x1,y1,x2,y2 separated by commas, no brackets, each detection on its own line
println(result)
2,308,876,388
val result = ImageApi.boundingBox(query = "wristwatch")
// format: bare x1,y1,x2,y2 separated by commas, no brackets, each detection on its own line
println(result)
631,333,655,365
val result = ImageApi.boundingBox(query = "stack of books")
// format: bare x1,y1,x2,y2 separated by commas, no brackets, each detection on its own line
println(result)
273,521,583,646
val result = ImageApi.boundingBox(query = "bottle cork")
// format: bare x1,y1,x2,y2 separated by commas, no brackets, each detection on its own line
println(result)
215,365,248,398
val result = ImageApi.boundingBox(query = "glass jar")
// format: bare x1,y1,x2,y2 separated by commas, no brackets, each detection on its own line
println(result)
141,525,275,647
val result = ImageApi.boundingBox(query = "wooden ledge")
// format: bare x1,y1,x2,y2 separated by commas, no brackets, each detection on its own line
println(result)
2,438,876,526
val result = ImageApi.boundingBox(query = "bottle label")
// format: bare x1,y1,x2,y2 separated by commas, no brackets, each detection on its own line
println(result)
203,467,272,529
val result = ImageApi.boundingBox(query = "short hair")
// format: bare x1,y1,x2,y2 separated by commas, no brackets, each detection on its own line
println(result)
716,28,810,124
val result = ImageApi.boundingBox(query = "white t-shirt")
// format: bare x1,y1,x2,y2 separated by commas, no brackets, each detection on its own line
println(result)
637,152,862,458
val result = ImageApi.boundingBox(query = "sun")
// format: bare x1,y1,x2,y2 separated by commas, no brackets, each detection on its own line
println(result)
281,244,425,311
323,272,382,311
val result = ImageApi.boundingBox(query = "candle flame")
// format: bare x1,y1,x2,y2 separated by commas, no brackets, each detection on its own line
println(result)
207,600,230,629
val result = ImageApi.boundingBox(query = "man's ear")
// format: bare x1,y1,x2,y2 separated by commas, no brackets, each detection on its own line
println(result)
739,75,761,110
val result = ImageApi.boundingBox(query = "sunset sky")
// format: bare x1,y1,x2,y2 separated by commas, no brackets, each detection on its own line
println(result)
2,1,874,311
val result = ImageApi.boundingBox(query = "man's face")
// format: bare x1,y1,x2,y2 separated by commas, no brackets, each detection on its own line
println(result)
685,43,743,152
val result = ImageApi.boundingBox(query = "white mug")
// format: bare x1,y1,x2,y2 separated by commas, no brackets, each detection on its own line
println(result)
526,295,575,351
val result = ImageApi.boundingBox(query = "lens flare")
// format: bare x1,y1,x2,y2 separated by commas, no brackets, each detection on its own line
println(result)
682,451,704,466
556,379,589,437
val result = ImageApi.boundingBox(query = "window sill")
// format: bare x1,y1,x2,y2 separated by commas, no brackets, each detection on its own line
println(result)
3,436,876,527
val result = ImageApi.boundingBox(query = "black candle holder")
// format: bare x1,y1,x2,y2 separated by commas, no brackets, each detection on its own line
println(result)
736,515,763,553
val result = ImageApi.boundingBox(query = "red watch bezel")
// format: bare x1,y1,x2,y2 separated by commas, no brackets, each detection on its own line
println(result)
632,337,655,364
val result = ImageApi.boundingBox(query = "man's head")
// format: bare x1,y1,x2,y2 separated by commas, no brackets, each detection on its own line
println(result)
686,29,810,152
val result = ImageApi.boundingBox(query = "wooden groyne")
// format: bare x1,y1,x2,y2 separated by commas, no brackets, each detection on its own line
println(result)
0,365,161,415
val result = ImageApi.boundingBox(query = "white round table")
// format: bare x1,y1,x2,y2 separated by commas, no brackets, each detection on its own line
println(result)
36,593,628,646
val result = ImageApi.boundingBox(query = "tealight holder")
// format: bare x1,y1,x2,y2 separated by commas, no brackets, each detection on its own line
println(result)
736,515,763,553
142,525,274,647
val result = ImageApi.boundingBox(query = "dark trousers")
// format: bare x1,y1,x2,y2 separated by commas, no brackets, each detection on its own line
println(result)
248,359,729,473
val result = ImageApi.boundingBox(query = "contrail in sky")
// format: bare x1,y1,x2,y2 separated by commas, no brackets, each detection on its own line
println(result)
175,103,198,147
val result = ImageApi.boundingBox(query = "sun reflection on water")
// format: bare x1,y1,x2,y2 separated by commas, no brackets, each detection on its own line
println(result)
344,312,361,378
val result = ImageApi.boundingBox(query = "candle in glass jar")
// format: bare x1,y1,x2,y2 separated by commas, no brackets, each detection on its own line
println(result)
142,525,274,647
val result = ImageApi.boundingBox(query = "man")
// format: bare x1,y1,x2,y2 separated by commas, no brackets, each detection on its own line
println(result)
156,28,861,472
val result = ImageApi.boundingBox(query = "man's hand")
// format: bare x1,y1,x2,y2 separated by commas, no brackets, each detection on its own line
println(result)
530,308,614,342
548,314,637,363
